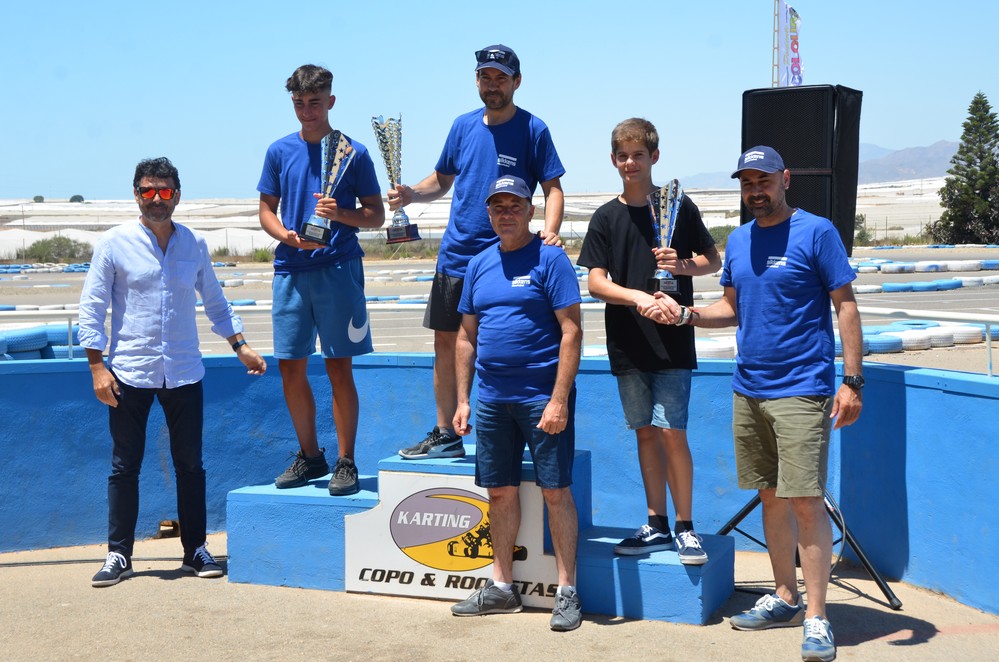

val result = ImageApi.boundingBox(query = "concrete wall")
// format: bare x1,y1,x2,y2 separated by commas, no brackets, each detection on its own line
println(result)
0,354,995,615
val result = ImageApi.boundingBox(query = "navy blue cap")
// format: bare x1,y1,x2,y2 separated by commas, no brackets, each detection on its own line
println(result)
475,45,520,76
486,175,532,202
731,146,786,178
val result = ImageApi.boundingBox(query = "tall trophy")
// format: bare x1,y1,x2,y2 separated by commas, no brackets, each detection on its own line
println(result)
301,130,355,245
372,114,422,244
647,179,684,297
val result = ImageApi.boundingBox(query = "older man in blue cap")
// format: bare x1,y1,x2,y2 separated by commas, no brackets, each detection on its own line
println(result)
449,175,583,632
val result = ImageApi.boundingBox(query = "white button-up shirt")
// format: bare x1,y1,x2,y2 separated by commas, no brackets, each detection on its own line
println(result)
78,220,243,389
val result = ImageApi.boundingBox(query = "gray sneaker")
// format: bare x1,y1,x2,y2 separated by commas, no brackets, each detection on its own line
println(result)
675,529,708,565
328,457,360,496
550,586,582,631
275,449,329,489
451,580,523,616
399,426,465,460
730,592,805,630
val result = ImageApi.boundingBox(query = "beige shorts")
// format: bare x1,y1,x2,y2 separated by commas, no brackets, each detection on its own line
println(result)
732,393,832,498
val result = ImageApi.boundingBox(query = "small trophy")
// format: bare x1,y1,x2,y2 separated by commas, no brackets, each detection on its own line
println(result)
302,130,355,245
372,114,421,244
647,179,684,297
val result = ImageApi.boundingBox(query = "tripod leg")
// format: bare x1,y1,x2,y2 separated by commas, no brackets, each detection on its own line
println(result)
824,494,903,610
716,494,762,536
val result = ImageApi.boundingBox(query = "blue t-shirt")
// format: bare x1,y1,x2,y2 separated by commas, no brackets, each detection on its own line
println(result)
458,236,581,403
720,209,856,398
258,131,381,274
435,107,565,278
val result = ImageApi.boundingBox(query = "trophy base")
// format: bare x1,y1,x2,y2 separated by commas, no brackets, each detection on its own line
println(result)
386,223,422,244
647,277,679,296
301,218,332,245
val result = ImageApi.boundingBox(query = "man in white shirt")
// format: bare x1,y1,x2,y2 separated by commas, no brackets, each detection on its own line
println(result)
79,157,267,588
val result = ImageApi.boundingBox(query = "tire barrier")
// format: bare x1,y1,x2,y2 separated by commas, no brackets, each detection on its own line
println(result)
1,328,48,353
944,260,982,272
853,284,882,294
882,282,914,293
956,277,985,287
914,261,946,273
880,262,916,274
934,279,963,291
882,329,933,351
910,281,938,292
230,299,257,306
695,336,738,359
889,320,940,330
8,349,43,360
866,334,904,354
43,323,79,345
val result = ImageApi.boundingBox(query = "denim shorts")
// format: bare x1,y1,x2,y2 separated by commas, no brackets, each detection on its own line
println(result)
615,369,691,430
473,390,576,489
272,257,373,359
732,393,832,498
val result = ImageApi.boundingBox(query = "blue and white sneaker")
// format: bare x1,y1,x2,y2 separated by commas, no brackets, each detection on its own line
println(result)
730,592,805,630
675,529,708,565
801,616,836,661
613,524,674,555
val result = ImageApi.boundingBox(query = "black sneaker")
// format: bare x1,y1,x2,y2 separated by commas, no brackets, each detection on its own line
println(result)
92,551,133,587
613,524,674,555
275,449,329,488
181,543,224,578
328,457,360,496
398,426,465,460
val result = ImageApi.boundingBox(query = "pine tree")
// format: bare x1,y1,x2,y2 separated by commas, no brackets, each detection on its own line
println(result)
934,92,999,243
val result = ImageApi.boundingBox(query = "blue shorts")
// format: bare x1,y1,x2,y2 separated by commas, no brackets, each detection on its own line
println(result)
473,391,576,490
615,369,691,431
271,257,373,359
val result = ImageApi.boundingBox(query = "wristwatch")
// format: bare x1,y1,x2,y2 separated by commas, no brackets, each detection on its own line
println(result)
842,375,865,389
232,339,247,352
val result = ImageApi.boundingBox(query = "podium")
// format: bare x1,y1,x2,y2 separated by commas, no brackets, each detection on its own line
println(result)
227,446,733,624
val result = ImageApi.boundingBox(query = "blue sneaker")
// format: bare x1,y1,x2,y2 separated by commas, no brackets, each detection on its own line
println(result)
675,529,708,565
801,616,836,661
730,592,805,630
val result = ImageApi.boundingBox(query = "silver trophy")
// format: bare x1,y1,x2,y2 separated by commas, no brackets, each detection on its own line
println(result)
372,115,421,244
647,179,684,296
302,130,355,245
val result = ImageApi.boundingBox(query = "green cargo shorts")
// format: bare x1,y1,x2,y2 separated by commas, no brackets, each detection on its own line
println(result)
732,392,832,498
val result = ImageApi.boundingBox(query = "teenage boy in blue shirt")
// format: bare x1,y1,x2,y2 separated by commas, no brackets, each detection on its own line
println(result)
258,64,385,496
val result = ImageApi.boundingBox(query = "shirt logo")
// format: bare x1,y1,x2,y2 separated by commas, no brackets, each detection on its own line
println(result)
766,255,788,269
348,315,370,343
512,275,531,287
497,153,517,168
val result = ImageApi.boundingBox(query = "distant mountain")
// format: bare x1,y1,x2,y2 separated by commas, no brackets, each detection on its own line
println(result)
857,140,957,183
681,141,958,189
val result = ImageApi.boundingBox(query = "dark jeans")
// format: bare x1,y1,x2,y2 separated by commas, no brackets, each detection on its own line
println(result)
107,378,205,558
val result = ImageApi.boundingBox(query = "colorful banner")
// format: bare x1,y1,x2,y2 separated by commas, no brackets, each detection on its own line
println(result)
777,0,803,86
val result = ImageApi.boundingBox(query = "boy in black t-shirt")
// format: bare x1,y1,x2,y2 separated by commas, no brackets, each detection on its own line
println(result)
577,118,721,564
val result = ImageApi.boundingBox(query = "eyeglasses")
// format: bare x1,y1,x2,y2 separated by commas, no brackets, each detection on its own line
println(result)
475,49,516,68
136,187,177,200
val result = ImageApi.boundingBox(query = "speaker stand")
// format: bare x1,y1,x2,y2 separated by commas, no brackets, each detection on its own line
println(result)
716,491,902,610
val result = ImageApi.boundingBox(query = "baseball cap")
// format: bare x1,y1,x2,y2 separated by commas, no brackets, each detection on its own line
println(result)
731,146,786,178
475,45,520,76
486,175,532,202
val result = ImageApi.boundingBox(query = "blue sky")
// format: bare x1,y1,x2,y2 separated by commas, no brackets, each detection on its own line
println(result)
2,0,997,200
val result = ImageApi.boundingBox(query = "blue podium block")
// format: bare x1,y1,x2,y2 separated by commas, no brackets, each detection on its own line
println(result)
577,526,734,624
227,477,379,591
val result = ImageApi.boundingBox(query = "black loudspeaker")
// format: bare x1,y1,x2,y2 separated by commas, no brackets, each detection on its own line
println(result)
740,85,863,255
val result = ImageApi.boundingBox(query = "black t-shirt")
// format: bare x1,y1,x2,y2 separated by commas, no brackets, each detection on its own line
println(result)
577,194,715,374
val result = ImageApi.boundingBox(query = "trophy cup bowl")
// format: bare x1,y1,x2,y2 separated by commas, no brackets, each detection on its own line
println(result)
647,179,683,297
302,130,355,245
372,115,421,244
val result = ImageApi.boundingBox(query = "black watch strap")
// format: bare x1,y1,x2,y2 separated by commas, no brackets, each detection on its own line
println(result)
843,375,865,389
232,339,247,352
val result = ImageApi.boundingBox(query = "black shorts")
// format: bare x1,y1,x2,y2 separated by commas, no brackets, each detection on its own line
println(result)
423,272,464,332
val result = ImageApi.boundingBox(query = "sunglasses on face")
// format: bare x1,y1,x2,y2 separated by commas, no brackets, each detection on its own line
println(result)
136,187,177,200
